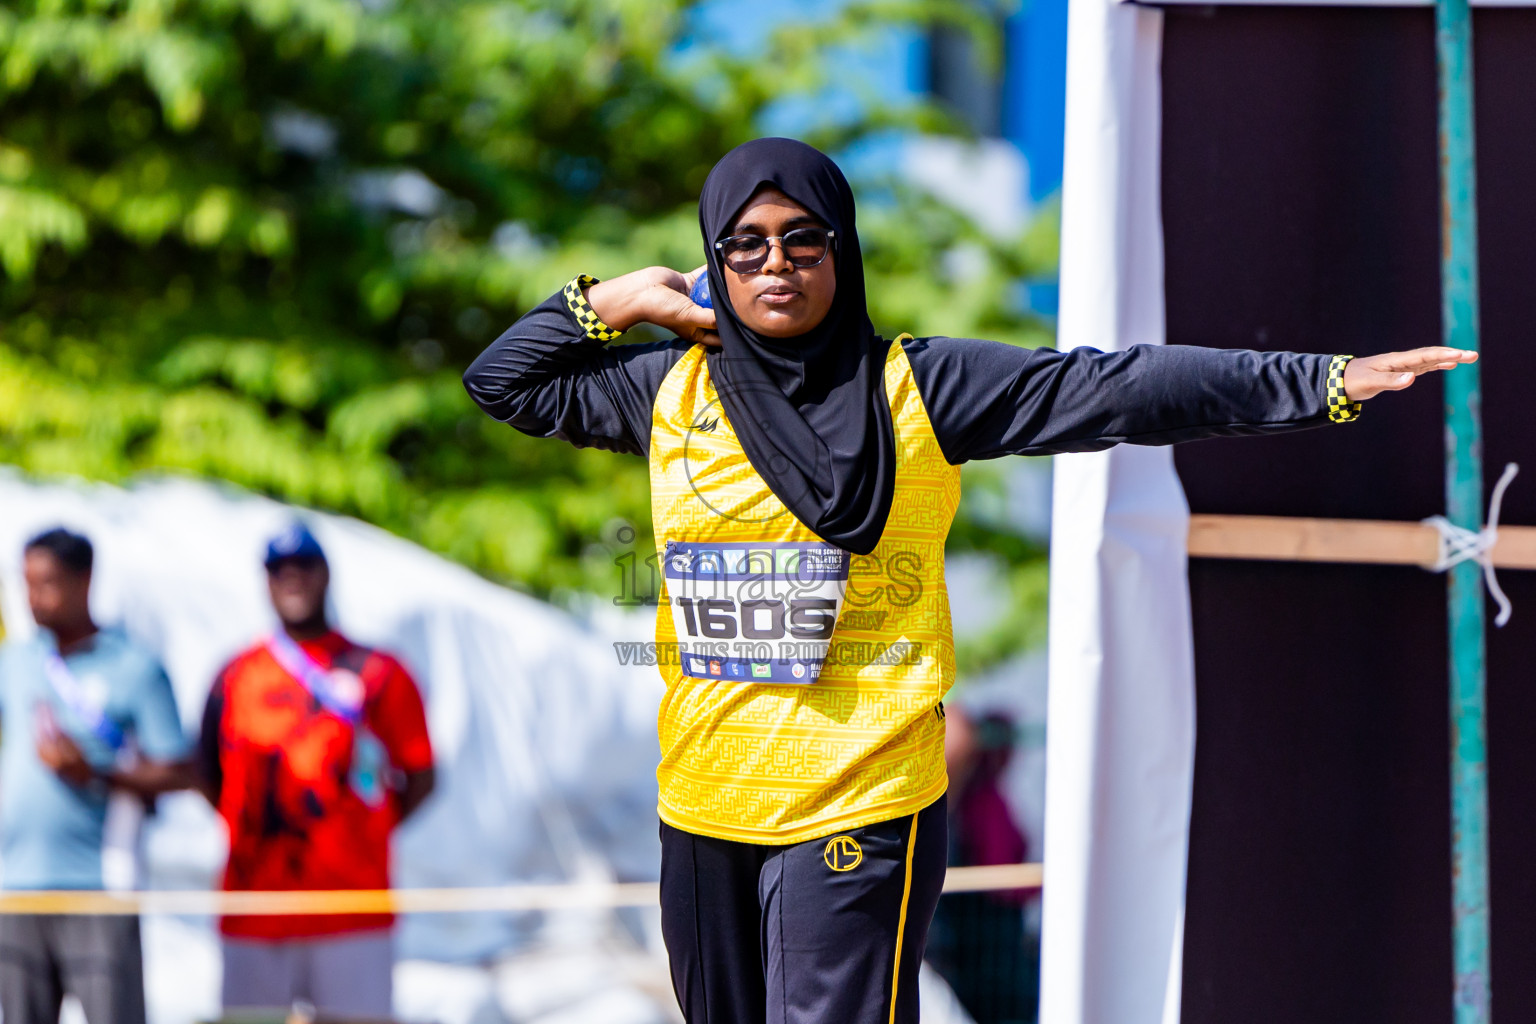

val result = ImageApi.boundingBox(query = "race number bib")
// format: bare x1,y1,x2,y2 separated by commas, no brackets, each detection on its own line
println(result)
663,540,848,685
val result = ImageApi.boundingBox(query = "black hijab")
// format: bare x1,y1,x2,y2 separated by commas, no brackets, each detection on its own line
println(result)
699,138,895,555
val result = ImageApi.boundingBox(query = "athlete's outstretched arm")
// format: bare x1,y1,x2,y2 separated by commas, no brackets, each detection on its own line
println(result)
903,339,1476,464
463,273,706,455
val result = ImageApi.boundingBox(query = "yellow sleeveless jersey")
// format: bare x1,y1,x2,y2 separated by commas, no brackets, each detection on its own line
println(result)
649,339,960,844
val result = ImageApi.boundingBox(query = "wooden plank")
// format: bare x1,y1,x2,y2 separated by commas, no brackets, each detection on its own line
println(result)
1187,515,1536,569
1494,527,1536,569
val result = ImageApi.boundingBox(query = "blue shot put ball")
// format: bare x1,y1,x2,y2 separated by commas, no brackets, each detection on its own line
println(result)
690,274,712,310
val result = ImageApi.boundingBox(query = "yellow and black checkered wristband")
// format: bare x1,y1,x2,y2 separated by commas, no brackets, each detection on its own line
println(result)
1326,354,1362,423
562,274,624,342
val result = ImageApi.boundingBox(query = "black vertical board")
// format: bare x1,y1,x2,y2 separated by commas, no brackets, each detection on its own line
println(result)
1161,6,1536,1022
1471,18,1536,1019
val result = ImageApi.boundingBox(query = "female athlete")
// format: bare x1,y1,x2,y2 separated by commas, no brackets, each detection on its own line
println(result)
464,137,1473,1024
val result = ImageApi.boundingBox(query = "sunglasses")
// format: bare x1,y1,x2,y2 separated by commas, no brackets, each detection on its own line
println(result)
714,227,835,274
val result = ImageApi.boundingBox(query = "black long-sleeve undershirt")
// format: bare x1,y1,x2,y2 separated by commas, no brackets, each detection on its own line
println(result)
462,286,1338,463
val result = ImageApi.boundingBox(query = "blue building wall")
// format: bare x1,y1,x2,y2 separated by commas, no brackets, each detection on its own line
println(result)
1003,1,1069,200
689,0,1068,204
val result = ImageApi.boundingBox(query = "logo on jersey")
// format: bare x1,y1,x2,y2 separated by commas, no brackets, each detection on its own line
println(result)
823,835,863,872
681,395,789,524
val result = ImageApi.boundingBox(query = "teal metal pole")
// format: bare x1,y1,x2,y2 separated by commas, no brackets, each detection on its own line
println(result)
1435,0,1490,1019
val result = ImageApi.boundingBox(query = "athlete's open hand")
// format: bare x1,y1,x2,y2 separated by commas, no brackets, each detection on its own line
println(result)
586,266,719,345
1344,347,1478,401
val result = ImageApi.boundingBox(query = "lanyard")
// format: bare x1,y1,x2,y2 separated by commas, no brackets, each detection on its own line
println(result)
41,649,126,751
263,633,388,808
264,633,364,725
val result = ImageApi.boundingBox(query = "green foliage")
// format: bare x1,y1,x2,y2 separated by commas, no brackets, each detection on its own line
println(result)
0,0,1053,667
946,460,1051,676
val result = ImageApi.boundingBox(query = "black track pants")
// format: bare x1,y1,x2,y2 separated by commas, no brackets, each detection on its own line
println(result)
659,794,947,1024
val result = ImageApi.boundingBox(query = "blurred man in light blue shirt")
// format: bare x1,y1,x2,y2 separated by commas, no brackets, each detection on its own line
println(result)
0,528,192,1024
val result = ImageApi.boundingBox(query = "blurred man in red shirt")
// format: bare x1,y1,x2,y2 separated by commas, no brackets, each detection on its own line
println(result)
197,523,434,1020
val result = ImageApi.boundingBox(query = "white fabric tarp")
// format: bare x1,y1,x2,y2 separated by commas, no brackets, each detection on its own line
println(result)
1041,2,1197,1024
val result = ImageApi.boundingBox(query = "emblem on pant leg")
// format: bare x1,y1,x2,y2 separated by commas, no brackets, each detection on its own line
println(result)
824,835,863,872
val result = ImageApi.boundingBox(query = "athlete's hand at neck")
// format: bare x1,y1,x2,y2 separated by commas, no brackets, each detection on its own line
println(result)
586,267,719,345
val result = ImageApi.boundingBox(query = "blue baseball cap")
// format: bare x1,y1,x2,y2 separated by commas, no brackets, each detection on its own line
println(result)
264,522,326,568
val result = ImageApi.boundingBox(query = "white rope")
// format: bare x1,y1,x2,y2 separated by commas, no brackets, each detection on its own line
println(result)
1423,462,1520,627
